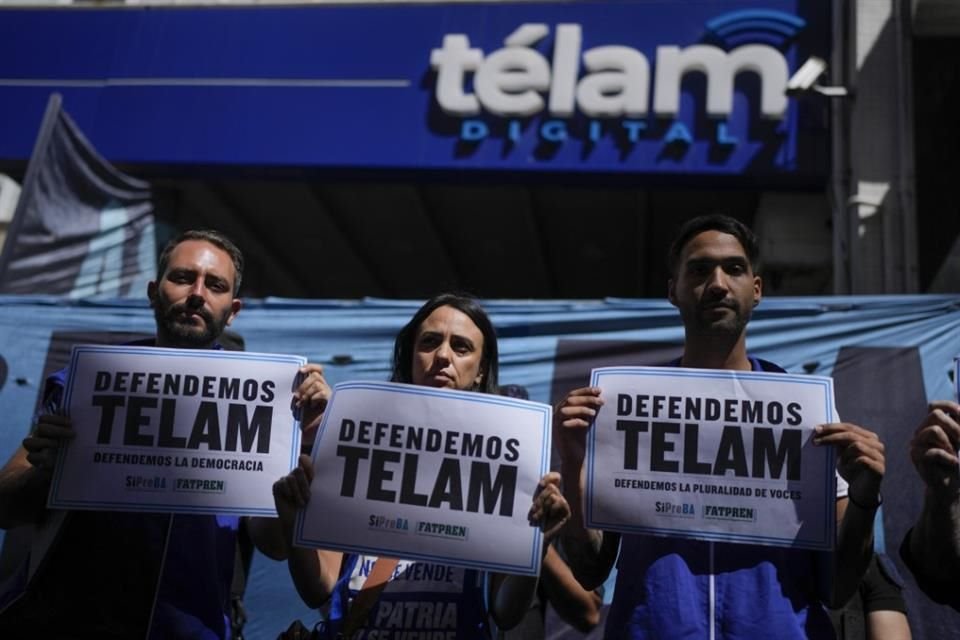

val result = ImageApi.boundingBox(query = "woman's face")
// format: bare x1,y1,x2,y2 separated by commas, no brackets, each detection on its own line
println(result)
410,305,485,391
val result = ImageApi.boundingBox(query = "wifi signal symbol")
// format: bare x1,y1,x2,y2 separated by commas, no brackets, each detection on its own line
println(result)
703,9,807,50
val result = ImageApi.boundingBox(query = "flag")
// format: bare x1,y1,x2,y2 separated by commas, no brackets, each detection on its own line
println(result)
0,93,155,297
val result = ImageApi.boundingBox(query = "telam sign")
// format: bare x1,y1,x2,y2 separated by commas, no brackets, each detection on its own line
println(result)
430,22,793,147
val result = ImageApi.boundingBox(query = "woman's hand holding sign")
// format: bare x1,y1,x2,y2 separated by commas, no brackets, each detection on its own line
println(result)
271,453,341,608
273,453,314,535
250,454,314,561
529,472,570,543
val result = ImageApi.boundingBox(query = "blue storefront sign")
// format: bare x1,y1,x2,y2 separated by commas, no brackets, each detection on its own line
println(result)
0,0,829,178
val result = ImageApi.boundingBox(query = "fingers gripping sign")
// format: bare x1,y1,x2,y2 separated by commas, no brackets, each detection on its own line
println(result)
814,422,885,508
273,454,314,531
529,472,571,543
294,363,332,435
23,414,75,477
909,400,960,494
553,387,605,467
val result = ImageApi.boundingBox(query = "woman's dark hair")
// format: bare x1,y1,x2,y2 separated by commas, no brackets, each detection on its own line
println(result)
391,293,499,394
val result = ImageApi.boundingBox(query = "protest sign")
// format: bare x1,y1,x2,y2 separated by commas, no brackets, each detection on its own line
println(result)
49,345,304,516
295,381,552,575
586,366,837,550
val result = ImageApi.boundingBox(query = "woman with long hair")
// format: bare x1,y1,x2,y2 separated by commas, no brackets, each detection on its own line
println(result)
273,293,567,639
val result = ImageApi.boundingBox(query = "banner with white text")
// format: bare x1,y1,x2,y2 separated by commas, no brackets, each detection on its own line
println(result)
586,366,836,550
49,345,305,516
295,381,552,575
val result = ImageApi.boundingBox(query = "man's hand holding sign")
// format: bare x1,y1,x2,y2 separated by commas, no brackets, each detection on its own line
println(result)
814,423,884,508
21,415,74,480
294,363,332,436
813,416,885,607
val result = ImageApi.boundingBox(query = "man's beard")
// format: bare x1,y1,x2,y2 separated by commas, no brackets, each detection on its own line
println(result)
154,299,229,348
687,299,751,337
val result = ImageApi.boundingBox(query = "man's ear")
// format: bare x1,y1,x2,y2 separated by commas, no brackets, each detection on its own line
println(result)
753,275,762,307
226,298,243,326
667,279,677,307
147,281,158,308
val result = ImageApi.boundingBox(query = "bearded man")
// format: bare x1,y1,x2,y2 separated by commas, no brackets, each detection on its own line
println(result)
0,230,329,638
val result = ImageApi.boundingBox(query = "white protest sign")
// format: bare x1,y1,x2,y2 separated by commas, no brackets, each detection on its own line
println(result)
295,381,552,576
49,345,304,516
586,366,836,550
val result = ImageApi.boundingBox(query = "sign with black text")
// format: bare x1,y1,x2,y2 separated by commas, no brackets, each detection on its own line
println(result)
295,381,552,575
587,366,836,550
49,345,305,516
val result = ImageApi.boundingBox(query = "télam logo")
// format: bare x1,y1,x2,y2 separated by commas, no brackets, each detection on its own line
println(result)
429,10,806,150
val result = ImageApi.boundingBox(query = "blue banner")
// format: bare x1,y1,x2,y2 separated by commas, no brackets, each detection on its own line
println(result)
0,295,957,637
0,0,828,179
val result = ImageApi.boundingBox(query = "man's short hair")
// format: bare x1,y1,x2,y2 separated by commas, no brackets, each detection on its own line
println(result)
156,230,245,295
667,214,759,277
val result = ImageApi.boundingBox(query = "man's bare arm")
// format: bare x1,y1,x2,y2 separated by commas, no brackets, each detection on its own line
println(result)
553,386,619,590
540,545,602,632
560,527,619,591
815,422,884,606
